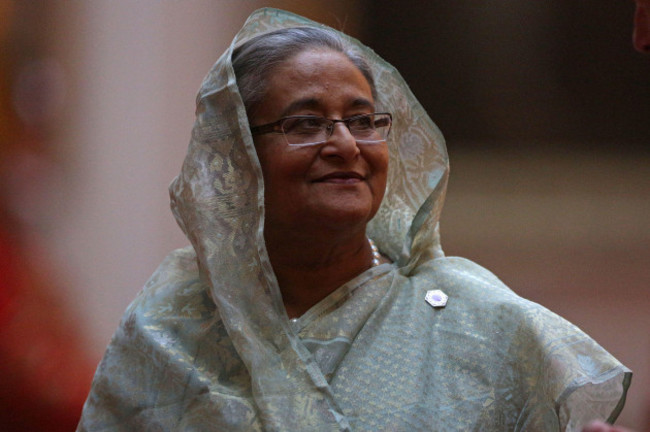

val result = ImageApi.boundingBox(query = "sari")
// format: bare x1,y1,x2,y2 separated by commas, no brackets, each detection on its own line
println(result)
77,8,630,431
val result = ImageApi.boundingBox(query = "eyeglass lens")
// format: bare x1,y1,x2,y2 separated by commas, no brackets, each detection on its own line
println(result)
282,113,391,147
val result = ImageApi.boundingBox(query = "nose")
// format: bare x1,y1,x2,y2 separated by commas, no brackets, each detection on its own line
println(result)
319,122,361,160
634,3,650,53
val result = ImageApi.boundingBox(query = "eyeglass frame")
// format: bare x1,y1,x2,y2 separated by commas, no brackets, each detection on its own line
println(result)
249,112,393,147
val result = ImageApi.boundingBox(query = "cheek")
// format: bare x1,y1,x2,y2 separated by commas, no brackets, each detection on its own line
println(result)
369,151,389,215
371,148,390,185
257,149,308,194
255,147,281,198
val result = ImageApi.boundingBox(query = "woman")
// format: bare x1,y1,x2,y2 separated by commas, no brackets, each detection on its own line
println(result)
78,9,630,431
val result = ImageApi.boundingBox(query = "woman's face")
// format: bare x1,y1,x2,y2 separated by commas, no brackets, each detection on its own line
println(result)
251,48,388,235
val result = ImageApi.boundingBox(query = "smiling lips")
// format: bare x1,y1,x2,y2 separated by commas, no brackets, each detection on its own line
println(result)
313,171,365,184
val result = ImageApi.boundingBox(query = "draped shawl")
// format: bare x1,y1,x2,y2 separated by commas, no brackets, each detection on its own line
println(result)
78,8,630,431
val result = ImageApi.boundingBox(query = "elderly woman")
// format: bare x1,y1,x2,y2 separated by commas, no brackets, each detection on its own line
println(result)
78,9,630,432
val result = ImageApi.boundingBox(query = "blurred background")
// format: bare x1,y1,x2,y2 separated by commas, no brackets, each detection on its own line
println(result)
1,0,647,429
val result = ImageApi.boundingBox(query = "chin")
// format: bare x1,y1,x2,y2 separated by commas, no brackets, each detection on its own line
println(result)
308,202,378,232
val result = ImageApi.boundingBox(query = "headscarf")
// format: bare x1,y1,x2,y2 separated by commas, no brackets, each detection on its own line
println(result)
78,9,630,431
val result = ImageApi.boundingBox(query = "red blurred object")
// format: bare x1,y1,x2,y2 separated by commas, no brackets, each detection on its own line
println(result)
0,227,94,431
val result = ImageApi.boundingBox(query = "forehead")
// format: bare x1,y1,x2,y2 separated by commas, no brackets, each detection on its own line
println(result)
273,48,360,78
254,48,374,120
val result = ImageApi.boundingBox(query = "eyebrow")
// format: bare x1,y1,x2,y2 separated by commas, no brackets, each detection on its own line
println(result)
279,97,374,118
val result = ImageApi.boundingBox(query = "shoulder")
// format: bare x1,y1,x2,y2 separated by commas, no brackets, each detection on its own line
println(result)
408,256,525,316
126,246,214,322
405,256,630,427
413,256,600,338
79,247,229,429
394,256,630,428
104,246,218,354
405,256,624,378
96,246,220,380
137,245,202,300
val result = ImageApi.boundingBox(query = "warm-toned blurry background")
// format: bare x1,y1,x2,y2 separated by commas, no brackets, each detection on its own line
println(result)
1,1,647,429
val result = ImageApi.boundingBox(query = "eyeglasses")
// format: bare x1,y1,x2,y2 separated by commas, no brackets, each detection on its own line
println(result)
250,112,392,147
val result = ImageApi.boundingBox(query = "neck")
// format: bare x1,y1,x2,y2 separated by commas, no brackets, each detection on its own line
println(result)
264,225,376,318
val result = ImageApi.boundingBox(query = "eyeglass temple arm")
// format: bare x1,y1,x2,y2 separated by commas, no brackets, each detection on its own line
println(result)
250,120,283,136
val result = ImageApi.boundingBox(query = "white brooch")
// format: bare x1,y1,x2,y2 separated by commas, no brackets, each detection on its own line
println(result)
425,289,448,308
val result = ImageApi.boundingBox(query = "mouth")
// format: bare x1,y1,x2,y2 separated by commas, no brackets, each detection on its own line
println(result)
313,171,365,184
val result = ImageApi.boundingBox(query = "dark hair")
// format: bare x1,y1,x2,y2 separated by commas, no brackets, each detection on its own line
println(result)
232,27,376,117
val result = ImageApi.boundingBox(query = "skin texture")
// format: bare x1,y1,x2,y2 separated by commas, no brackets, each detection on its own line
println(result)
250,48,389,318
634,0,650,52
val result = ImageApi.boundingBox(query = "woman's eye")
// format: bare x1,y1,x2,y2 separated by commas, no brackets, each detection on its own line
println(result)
285,118,324,134
350,116,374,130
302,118,323,128
374,117,390,128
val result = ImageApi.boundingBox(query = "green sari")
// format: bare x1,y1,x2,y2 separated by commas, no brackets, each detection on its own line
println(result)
78,9,630,431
